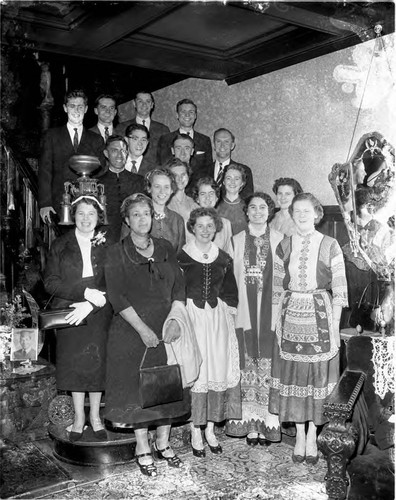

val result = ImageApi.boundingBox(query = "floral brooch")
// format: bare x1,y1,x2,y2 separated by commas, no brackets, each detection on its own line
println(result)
91,231,107,247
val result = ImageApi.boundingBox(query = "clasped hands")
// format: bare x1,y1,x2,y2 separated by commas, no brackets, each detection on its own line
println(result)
139,319,181,348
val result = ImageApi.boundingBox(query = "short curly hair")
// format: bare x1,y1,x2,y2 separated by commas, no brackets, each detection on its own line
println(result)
186,207,223,235
224,163,247,185
244,192,276,221
272,178,303,196
289,193,324,224
144,168,177,195
71,196,105,225
164,157,192,178
120,193,154,219
192,177,221,203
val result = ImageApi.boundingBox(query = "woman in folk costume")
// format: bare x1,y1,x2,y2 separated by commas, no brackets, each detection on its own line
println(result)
178,207,241,457
269,193,348,464
226,192,284,446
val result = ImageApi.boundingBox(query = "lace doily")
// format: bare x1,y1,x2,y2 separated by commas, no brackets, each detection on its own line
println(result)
371,336,395,399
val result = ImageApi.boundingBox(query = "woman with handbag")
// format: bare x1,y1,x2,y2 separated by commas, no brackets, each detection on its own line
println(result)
104,193,190,477
178,207,241,457
226,192,284,446
43,195,112,442
268,193,348,464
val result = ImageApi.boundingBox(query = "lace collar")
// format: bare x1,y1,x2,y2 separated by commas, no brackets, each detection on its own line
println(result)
183,240,219,264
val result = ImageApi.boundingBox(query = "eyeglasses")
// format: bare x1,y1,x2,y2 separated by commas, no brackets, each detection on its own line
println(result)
127,135,148,144
179,111,196,117
67,104,86,111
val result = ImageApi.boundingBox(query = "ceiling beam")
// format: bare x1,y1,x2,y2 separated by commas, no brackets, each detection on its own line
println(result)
73,3,185,51
234,2,349,36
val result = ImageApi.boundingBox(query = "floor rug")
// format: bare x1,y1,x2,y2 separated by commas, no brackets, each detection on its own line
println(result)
0,441,72,499
44,436,329,499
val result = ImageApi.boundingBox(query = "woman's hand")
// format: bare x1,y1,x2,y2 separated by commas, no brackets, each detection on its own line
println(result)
163,319,181,343
84,288,106,307
66,301,94,325
138,324,160,348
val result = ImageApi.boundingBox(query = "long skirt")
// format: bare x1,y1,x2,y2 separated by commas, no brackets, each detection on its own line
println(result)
187,298,241,425
268,290,340,425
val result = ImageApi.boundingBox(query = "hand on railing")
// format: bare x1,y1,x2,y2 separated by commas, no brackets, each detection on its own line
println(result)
40,206,56,223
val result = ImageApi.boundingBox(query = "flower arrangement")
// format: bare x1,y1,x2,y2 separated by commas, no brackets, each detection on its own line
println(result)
91,231,107,247
0,294,31,362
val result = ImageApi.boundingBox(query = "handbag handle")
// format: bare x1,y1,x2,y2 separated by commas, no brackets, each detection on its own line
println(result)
358,282,380,308
140,339,178,370
43,285,60,310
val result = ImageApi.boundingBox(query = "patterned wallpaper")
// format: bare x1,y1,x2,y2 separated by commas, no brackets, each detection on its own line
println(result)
146,34,394,206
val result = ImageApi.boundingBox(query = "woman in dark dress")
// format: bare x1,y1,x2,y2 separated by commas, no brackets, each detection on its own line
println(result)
105,193,190,477
44,195,112,442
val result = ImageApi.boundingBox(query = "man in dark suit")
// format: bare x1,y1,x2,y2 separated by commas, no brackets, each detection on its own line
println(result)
38,89,105,223
12,330,37,361
209,128,254,199
157,98,212,182
89,94,118,142
99,135,145,241
124,124,156,177
115,90,169,165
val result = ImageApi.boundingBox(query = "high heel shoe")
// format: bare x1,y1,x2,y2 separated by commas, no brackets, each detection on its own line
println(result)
152,442,183,468
190,437,206,458
136,453,157,477
204,435,222,454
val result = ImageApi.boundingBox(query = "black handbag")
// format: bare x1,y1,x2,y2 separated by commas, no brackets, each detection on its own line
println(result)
349,282,380,332
139,341,183,409
39,289,87,330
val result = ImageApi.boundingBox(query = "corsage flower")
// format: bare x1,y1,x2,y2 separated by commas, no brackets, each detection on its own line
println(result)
91,231,107,247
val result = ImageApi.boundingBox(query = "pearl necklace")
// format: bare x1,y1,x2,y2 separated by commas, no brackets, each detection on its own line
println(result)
132,237,152,251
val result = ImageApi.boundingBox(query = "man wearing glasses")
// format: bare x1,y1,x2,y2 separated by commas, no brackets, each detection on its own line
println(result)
90,94,118,142
116,91,169,165
157,98,212,185
124,124,156,177
38,89,105,224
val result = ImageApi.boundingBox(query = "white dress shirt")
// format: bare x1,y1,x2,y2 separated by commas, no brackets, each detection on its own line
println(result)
214,158,230,180
67,123,83,146
125,155,143,173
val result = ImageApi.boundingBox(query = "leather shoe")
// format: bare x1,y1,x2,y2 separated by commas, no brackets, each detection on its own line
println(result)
191,445,206,458
292,453,305,464
93,428,107,440
69,430,84,442
305,455,319,465
246,435,259,446
258,436,270,446
207,443,222,454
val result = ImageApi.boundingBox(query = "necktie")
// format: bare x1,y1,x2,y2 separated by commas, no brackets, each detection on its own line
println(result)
142,120,146,128
22,350,27,357
216,163,223,185
104,126,109,142
131,160,137,174
73,128,79,152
